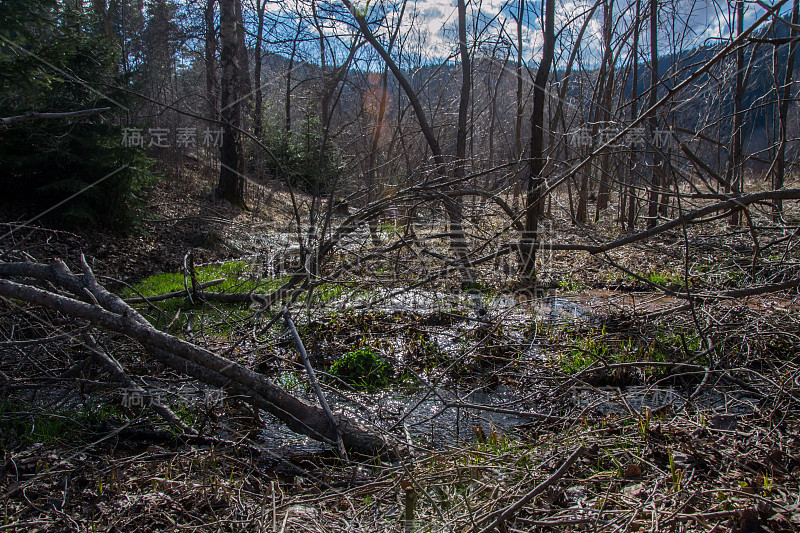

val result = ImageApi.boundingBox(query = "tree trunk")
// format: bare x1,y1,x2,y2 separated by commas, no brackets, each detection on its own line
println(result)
450,0,475,286
204,0,218,120
550,4,597,133
253,0,266,141
216,0,246,207
773,0,799,219
726,0,745,226
234,0,251,99
549,1,598,224
286,23,301,138
92,0,113,39
594,0,614,220
646,0,661,229
512,0,524,210
626,0,641,230
522,0,555,279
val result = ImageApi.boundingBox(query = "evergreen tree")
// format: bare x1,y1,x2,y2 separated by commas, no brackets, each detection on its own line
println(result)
0,0,155,231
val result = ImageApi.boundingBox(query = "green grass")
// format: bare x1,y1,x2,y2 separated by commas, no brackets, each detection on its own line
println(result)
622,270,687,289
120,261,290,336
124,260,279,299
558,279,582,292
309,283,348,303
557,335,612,374
0,399,124,448
554,326,701,377
377,222,398,234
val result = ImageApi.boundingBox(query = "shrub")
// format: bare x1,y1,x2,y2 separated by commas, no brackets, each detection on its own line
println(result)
329,348,391,390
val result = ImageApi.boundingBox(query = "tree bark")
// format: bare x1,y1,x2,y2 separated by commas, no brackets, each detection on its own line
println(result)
512,0,524,210
725,0,745,226
204,0,218,120
646,0,661,229
521,0,555,278
285,23,301,138
627,0,641,230
253,0,266,142
92,0,113,39
216,0,246,207
234,0,251,99
773,0,799,219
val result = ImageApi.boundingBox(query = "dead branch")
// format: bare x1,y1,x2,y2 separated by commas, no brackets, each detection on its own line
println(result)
0,259,399,456
82,333,194,433
512,188,800,256
0,107,111,127
477,445,589,533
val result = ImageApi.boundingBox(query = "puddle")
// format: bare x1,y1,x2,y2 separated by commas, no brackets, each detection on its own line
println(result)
258,383,539,454
569,385,760,416
336,287,593,325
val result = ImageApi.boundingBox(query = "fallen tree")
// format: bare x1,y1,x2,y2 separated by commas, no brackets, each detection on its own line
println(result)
0,257,399,457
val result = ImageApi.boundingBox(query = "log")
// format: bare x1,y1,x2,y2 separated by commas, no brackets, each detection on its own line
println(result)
0,259,399,457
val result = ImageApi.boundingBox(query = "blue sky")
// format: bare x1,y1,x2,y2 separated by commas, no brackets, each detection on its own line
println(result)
361,0,776,64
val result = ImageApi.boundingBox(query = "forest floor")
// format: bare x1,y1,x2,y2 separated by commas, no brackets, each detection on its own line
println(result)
1,171,799,532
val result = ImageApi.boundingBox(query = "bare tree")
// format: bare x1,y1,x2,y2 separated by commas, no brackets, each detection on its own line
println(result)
725,0,745,226
626,0,642,230
773,0,799,219
521,0,555,278
594,0,615,220
342,0,475,282
646,0,661,229
216,0,246,207
512,0,524,209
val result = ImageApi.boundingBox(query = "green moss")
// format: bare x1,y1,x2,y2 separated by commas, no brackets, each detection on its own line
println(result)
125,260,281,299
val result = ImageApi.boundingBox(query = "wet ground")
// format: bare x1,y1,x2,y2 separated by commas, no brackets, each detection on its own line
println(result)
251,286,766,455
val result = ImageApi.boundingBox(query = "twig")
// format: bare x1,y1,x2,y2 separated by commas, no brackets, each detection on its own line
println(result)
477,444,588,533
282,307,349,461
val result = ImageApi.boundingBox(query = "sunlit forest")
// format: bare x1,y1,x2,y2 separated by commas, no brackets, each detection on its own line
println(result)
1,0,799,530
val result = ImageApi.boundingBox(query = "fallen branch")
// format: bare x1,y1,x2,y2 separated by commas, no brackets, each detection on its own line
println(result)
0,259,399,457
283,308,349,460
0,107,111,127
477,445,588,533
82,333,194,434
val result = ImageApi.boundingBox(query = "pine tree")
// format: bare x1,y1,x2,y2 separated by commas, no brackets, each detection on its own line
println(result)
0,0,155,231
